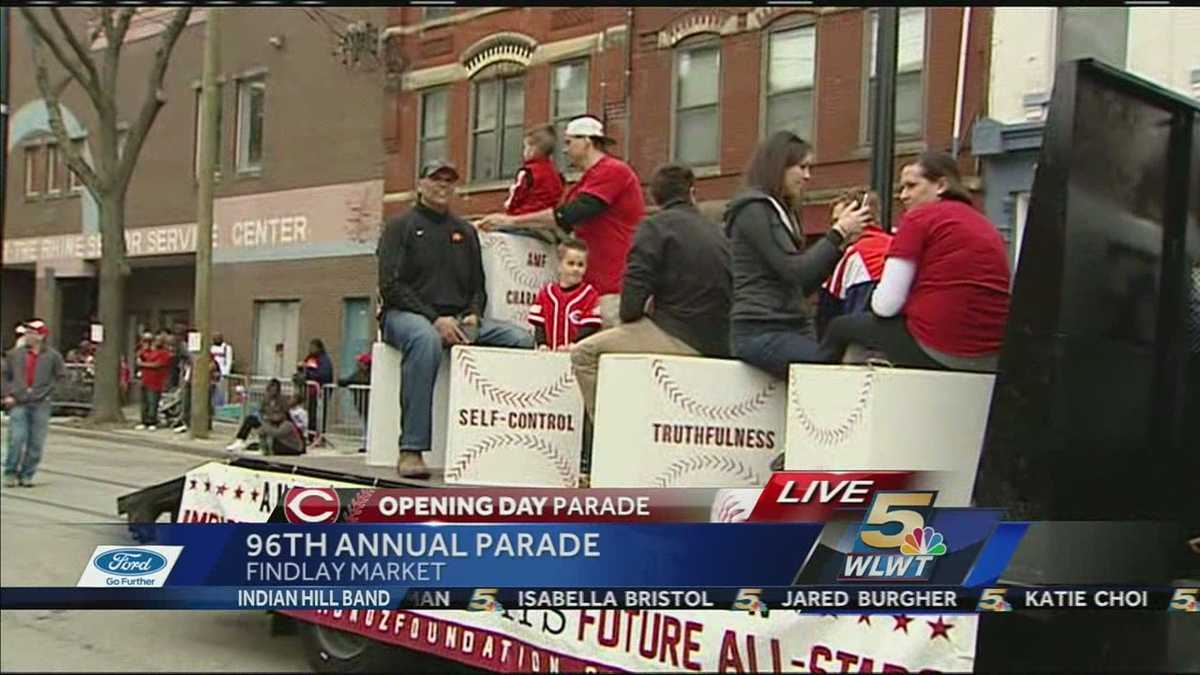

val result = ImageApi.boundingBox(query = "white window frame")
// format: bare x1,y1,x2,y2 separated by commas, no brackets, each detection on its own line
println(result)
469,71,526,184
236,75,266,174
550,58,589,173
861,7,928,144
24,145,41,198
46,141,62,195
417,87,449,177
671,36,722,169
761,18,818,142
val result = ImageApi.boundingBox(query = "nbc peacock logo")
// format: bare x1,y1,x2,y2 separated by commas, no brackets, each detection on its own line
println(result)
900,526,948,556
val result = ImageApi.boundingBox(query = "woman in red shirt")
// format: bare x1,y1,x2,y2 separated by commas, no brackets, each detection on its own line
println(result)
136,336,172,430
817,151,1011,371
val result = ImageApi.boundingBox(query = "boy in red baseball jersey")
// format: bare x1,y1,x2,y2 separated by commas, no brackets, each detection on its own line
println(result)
528,239,603,351
505,125,565,216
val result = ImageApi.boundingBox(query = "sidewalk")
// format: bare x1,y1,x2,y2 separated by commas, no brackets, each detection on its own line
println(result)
48,404,365,461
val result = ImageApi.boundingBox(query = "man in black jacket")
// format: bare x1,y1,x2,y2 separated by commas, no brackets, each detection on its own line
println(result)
378,161,534,478
570,164,732,419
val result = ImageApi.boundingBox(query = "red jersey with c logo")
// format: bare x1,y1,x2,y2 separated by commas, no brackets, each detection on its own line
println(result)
527,282,603,350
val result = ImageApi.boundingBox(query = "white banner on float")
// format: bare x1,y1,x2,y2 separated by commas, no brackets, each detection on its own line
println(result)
784,365,996,507
176,461,363,523
590,355,785,488
366,342,451,470
479,231,558,328
444,346,584,488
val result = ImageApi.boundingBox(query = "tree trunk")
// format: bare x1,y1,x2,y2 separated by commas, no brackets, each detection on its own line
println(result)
91,191,128,423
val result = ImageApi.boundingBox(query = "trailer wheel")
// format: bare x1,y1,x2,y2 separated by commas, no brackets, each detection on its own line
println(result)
298,621,406,673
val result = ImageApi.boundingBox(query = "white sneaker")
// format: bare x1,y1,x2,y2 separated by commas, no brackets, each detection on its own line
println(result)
148,425,157,431
174,425,188,433
134,424,147,430
225,439,246,452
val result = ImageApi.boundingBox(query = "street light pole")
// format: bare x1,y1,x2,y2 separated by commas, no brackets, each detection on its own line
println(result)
870,7,899,232
190,8,220,438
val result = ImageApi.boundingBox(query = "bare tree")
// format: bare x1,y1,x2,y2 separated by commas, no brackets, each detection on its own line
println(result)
18,7,192,423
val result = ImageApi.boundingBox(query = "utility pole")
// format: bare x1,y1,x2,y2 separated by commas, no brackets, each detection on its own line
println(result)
869,7,899,231
190,8,220,438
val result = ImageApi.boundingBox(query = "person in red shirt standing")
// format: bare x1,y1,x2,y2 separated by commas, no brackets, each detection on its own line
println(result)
528,238,603,351
135,335,171,430
817,151,1011,371
505,124,565,216
478,114,645,327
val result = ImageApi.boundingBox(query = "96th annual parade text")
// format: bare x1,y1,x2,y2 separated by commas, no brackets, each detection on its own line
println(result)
245,531,600,583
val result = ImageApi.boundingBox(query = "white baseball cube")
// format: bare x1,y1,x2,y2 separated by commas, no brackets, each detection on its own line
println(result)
366,341,451,470
479,231,558,327
590,355,786,488
444,346,584,487
784,365,996,506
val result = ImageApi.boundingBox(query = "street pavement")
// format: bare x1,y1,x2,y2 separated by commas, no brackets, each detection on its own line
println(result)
1,426,309,672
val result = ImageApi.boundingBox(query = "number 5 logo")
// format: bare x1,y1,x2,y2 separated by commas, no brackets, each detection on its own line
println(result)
977,588,1012,612
857,491,937,550
1170,588,1198,612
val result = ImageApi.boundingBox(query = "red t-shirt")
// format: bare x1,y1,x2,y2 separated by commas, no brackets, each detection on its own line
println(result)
505,156,565,216
139,348,171,393
888,199,1012,356
24,349,39,387
562,155,645,295
528,282,603,350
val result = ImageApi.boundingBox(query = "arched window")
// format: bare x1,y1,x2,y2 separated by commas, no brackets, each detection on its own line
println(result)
470,63,526,183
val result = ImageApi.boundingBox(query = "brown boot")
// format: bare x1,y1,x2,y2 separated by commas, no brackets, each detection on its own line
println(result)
396,450,431,479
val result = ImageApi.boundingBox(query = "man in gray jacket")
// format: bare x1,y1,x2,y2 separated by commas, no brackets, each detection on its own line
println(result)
2,319,65,487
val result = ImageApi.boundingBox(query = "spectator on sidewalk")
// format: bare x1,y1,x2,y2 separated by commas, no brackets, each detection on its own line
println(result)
259,392,307,456
136,335,171,431
2,319,65,488
816,189,894,338
299,338,333,435
225,378,287,453
377,160,534,478
173,350,219,434
504,124,565,216
210,332,233,408
571,164,733,419
478,115,645,327
528,238,603,351
816,152,1011,371
725,131,871,379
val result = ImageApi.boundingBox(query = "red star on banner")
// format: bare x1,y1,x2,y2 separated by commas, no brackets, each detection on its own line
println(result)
204,480,212,492
188,479,197,490
251,489,259,501
927,616,954,641
234,486,245,500
892,615,913,634
216,484,227,496
857,615,872,625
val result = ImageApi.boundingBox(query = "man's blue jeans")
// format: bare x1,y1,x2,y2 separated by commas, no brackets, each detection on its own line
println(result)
3,401,52,482
381,310,533,452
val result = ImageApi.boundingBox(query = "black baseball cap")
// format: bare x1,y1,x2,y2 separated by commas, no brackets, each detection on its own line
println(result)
420,160,460,181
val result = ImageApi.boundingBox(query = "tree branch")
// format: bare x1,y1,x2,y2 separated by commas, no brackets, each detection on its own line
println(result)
50,7,102,88
27,38,102,193
113,9,135,46
116,7,192,188
18,8,105,110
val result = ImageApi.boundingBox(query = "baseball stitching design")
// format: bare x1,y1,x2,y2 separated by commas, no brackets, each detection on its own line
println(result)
444,433,577,487
789,368,875,446
457,349,576,407
480,235,546,288
346,488,376,523
653,453,761,488
651,359,778,421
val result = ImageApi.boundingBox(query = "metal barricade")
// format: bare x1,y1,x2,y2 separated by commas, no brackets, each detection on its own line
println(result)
321,383,369,448
51,363,95,415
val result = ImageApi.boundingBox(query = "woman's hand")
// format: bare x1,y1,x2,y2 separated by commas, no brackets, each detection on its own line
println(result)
832,201,871,244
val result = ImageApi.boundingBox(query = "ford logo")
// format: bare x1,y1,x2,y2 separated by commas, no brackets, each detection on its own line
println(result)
93,549,168,577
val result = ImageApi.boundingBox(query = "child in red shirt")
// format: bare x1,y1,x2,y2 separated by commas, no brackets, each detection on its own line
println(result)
136,337,171,430
528,239,603,351
505,124,565,216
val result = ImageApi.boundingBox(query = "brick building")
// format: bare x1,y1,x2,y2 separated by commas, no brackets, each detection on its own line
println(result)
3,8,387,379
382,6,992,231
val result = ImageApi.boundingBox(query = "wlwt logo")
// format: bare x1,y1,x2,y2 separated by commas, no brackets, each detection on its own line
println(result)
284,487,341,524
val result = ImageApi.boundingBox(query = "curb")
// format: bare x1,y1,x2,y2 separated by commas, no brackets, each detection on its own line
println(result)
51,423,231,461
